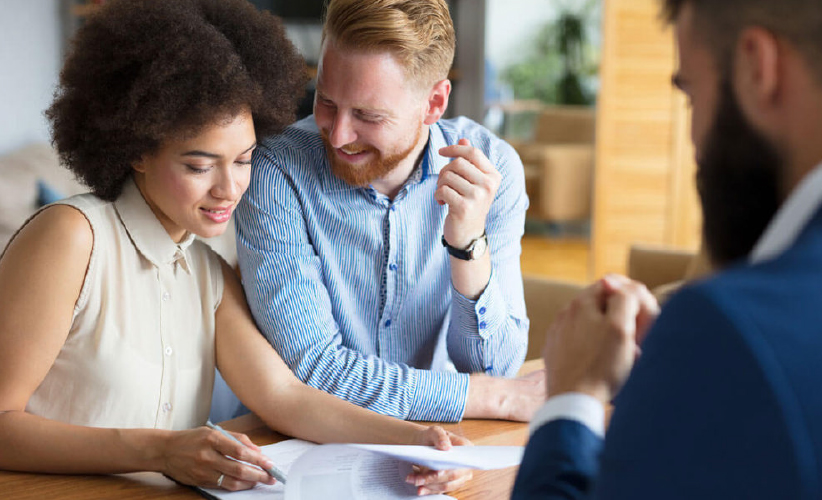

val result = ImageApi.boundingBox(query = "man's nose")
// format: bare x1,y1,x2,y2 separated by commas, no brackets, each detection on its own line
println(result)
328,112,357,148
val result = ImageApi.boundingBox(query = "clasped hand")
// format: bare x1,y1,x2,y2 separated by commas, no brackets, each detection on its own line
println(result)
543,275,660,405
436,138,502,247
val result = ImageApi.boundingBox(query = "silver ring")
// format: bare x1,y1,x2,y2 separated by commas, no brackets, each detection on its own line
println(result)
217,473,225,488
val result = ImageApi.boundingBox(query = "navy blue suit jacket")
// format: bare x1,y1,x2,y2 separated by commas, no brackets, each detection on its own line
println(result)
513,209,822,499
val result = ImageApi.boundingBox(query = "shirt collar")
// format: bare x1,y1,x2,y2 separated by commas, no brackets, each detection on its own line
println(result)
114,177,196,273
422,121,450,178
750,162,822,264
319,121,449,194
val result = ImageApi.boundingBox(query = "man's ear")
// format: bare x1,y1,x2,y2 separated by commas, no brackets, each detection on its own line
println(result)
423,79,451,125
733,27,781,127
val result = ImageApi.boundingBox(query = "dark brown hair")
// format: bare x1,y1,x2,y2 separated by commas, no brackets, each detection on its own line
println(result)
47,0,307,201
662,0,822,81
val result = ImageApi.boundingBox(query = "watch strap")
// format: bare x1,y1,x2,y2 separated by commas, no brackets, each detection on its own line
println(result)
441,232,487,261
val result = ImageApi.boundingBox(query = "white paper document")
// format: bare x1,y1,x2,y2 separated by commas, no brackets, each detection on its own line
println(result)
197,439,523,500
346,443,524,470
198,439,314,499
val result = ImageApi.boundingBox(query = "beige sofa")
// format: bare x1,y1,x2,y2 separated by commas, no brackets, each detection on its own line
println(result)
0,143,87,253
0,142,237,266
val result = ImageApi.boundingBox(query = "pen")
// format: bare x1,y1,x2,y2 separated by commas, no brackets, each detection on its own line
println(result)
205,420,288,484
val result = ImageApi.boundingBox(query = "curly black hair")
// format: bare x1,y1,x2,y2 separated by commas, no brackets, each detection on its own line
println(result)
47,0,307,201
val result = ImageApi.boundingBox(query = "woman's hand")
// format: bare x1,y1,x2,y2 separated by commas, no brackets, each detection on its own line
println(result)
158,427,277,491
406,425,474,496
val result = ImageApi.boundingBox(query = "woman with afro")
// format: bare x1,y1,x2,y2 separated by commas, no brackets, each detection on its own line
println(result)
0,0,471,494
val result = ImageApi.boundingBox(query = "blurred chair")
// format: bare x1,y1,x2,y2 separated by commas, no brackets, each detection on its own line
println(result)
509,106,596,223
523,275,585,360
522,243,712,361
627,244,696,291
627,243,712,303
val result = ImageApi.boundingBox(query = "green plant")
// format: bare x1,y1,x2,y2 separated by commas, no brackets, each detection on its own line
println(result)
502,0,600,106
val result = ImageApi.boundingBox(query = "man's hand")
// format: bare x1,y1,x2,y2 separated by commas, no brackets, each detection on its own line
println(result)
543,275,660,406
464,370,546,421
436,138,502,248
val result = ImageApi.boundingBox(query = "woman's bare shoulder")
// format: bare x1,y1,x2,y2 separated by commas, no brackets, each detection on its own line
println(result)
1,204,94,285
11,204,93,256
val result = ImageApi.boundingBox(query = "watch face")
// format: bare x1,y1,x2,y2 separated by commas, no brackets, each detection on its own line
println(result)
469,236,488,260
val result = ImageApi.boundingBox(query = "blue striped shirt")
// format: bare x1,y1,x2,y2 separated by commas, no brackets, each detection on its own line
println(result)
236,115,529,422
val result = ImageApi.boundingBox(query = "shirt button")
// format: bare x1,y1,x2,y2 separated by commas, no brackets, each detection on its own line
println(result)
162,402,172,412
479,307,486,315
164,346,173,356
385,319,392,327
479,321,487,329
162,292,170,302
389,263,397,271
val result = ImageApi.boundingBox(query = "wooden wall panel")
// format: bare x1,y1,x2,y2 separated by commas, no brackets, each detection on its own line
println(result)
592,0,701,277
668,94,702,247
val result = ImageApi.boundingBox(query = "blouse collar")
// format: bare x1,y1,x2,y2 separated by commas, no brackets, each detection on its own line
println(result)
114,177,195,273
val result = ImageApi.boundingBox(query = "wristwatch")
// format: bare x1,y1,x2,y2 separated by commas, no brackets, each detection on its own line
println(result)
441,232,488,261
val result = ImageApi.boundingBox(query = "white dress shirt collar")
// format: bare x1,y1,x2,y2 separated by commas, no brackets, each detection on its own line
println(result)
750,162,822,264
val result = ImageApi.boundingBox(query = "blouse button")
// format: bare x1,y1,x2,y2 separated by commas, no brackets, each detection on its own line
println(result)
164,346,173,356
162,292,170,302
162,402,172,412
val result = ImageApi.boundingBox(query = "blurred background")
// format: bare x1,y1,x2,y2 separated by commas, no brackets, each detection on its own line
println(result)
0,0,701,286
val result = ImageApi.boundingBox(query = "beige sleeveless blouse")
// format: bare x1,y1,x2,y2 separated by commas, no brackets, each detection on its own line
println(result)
22,179,224,430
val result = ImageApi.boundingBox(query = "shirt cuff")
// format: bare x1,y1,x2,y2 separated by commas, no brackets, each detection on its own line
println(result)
451,270,504,340
529,393,605,438
406,369,470,422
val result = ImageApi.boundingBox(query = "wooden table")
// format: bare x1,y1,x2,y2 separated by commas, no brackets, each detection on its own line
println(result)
0,361,543,499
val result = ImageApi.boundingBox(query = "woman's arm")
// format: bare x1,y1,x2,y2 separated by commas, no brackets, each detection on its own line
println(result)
216,260,422,443
215,262,474,494
0,205,156,473
0,207,274,491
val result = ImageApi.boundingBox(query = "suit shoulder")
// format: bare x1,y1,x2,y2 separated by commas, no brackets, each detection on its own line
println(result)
653,259,822,404
656,271,766,344
673,246,822,327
